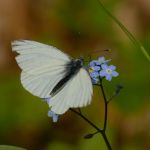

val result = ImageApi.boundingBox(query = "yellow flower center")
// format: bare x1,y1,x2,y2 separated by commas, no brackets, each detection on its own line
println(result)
89,67,94,73
99,59,104,63
106,69,112,74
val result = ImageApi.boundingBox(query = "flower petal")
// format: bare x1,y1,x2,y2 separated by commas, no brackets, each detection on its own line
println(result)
95,61,101,65
109,65,116,70
106,74,112,81
89,60,98,67
99,70,107,77
93,66,100,71
52,114,59,122
98,56,105,62
48,110,53,117
92,77,99,84
48,110,59,123
101,64,108,70
112,71,119,77
90,71,99,78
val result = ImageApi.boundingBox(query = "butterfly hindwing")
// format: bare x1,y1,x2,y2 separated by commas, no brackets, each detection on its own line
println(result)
48,68,93,114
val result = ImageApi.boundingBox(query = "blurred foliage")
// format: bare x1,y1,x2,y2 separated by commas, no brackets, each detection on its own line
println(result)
0,145,26,150
0,0,150,150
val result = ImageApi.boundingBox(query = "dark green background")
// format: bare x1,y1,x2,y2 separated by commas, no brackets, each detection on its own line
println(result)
0,0,150,149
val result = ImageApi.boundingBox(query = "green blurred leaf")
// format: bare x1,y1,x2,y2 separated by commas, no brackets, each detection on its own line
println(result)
46,141,76,150
0,145,26,150
97,0,150,62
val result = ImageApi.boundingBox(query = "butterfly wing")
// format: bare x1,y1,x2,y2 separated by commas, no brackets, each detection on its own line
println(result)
12,40,71,98
48,68,93,114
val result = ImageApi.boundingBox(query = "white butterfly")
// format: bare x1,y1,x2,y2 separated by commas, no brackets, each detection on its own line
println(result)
12,40,93,115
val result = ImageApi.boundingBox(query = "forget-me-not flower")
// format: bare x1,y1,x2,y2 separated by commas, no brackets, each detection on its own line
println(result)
96,56,110,65
99,64,119,81
88,56,119,83
48,110,59,123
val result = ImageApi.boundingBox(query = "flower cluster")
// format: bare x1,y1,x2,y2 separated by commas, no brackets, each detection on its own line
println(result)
88,57,119,84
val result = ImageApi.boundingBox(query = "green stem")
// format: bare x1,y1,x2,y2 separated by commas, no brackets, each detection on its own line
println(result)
100,80,108,131
70,77,112,149
101,130,112,150
97,0,150,61
70,108,102,132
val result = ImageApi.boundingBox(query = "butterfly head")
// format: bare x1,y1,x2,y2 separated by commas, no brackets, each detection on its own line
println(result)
74,58,83,68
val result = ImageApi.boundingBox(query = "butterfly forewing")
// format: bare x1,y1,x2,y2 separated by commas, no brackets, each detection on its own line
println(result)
48,68,93,114
12,40,71,98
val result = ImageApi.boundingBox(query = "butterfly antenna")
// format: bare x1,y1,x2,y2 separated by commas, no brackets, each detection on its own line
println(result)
91,48,111,54
81,49,111,63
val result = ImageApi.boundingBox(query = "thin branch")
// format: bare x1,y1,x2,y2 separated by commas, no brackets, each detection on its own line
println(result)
107,95,115,104
101,131,112,150
70,107,112,150
70,108,102,132
99,79,108,131
99,78,112,150
70,77,112,149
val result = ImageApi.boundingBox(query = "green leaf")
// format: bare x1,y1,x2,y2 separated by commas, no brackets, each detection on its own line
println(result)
0,145,26,150
97,0,150,61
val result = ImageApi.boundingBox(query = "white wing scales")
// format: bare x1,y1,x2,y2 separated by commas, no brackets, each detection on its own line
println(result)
16,54,67,75
49,68,93,114
21,70,66,98
12,40,93,115
12,40,70,61
12,40,70,98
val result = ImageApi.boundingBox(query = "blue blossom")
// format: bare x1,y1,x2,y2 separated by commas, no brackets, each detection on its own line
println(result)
91,77,99,84
48,110,59,123
89,60,99,67
90,71,99,78
88,66,100,84
88,56,119,83
89,57,109,67
96,57,110,65
99,64,119,81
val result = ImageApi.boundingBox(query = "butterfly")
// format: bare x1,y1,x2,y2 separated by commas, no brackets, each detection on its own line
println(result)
12,40,93,115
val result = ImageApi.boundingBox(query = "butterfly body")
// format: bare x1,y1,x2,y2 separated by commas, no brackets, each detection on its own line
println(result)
51,59,83,96
12,40,93,114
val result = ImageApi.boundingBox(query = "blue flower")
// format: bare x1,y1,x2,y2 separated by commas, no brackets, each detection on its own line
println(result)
91,77,99,84
96,57,110,65
88,65,100,84
89,60,99,67
48,110,59,123
99,64,119,81
90,71,99,78
89,57,107,67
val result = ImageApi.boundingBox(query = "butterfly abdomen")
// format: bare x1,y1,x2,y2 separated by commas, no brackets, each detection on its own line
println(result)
50,59,83,96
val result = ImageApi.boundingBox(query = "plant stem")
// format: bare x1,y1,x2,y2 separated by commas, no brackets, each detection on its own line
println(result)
70,80,112,150
100,80,108,131
70,106,112,150
70,108,102,132
101,130,112,150
100,79,112,150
